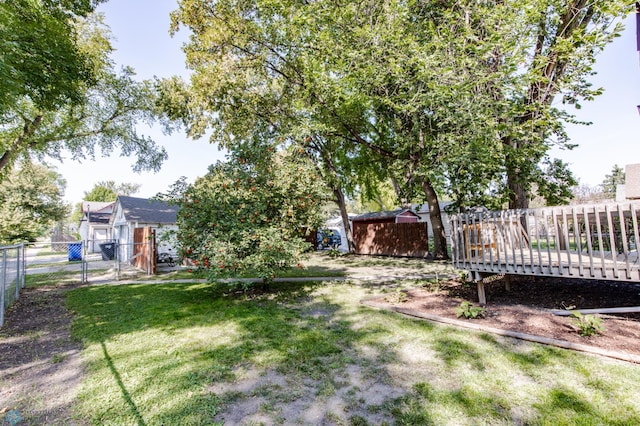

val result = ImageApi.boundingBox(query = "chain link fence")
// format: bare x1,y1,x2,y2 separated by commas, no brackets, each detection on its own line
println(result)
2,238,168,327
1,243,26,327
25,241,156,286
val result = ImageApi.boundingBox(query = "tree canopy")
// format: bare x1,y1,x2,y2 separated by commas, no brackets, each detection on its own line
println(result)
601,164,625,199
163,0,630,259
0,2,168,177
0,0,102,115
0,160,68,244
83,180,141,202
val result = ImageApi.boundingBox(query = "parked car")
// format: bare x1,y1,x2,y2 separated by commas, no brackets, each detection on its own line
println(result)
317,229,342,250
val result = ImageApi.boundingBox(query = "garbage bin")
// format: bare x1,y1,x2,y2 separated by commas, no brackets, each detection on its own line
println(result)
68,243,82,261
99,242,115,260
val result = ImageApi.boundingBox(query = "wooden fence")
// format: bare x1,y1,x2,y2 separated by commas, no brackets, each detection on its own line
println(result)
132,227,156,274
353,222,430,258
450,203,640,303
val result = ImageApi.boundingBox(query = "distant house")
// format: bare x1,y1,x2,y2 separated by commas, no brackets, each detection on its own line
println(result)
78,201,115,253
617,163,640,201
414,201,454,240
110,196,178,262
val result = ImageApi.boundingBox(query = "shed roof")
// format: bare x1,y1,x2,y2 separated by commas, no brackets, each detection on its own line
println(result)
351,209,418,222
116,196,178,224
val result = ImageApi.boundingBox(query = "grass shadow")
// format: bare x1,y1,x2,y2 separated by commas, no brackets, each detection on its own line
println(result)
101,341,146,426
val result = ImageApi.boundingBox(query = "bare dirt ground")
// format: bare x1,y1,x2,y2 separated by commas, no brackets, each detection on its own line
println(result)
367,275,640,359
2,264,640,424
0,283,85,425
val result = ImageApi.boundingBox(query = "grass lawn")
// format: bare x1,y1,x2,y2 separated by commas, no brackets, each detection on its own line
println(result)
67,277,640,425
152,256,347,282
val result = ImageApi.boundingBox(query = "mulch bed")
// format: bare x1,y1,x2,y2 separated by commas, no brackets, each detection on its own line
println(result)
365,275,640,360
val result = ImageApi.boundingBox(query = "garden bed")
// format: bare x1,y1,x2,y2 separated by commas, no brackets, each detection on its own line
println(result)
366,275,640,359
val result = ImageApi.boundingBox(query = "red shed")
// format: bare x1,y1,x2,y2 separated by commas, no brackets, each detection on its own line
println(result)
351,209,428,257
351,209,420,225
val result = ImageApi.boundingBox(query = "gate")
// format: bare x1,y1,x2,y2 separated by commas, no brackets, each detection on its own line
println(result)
24,239,155,287
132,227,157,275
1,243,25,327
25,241,87,287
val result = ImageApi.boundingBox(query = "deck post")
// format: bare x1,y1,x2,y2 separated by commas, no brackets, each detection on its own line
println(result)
472,271,487,305
477,281,486,305
504,274,511,291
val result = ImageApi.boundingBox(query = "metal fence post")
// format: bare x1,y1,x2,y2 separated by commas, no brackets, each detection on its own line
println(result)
1,249,7,327
115,242,120,281
15,246,20,301
81,241,86,284
21,243,26,289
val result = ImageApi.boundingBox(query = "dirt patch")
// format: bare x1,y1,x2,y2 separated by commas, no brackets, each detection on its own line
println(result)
0,283,85,425
366,275,640,360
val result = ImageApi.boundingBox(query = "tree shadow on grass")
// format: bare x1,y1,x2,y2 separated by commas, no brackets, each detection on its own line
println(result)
533,386,640,425
68,281,384,423
100,341,146,426
67,281,640,425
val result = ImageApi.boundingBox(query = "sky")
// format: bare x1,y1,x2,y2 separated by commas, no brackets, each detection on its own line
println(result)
54,0,640,203
53,0,227,204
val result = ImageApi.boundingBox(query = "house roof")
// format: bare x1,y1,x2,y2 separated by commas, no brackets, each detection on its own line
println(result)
82,201,114,213
84,212,112,225
351,209,418,222
116,196,178,224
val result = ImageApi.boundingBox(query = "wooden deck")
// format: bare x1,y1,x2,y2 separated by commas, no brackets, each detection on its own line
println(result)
450,203,640,304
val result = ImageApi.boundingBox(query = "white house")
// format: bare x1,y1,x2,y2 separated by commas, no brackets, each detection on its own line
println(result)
78,201,115,253
617,163,640,202
322,214,356,252
414,201,453,240
110,196,178,262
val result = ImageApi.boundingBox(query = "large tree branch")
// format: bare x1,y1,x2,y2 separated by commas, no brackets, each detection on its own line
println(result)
0,115,43,172
528,0,593,106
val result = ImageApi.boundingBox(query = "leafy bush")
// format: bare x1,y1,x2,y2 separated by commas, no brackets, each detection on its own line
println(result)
327,248,341,258
173,148,327,287
455,301,486,319
570,311,605,337
385,290,408,304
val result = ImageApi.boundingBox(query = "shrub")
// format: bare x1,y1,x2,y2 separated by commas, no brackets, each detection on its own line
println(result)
570,311,605,337
455,301,486,319
326,248,341,258
173,148,327,286
385,289,408,304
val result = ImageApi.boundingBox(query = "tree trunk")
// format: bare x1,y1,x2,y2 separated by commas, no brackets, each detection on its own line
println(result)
333,187,355,253
419,177,449,260
507,174,529,210
503,135,531,211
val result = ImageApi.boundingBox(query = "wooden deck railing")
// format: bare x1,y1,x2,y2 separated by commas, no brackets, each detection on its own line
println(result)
450,203,640,302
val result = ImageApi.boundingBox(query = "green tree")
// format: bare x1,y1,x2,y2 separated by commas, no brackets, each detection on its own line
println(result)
0,0,102,116
83,180,141,201
71,180,141,223
163,2,366,253
175,149,326,287
601,164,625,199
0,4,168,176
165,0,627,260
0,160,69,243
493,0,631,209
